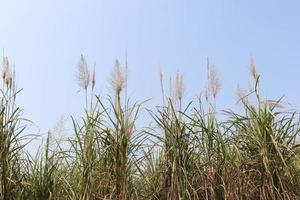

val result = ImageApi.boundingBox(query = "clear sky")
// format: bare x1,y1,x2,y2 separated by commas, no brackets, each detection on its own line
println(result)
1,0,300,135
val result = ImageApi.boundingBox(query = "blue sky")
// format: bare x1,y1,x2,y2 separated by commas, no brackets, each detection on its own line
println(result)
1,0,300,134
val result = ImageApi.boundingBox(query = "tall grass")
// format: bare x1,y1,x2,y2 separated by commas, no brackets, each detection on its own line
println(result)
0,56,32,199
0,54,299,200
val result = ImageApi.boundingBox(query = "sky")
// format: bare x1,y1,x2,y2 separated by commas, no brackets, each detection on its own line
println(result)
0,0,300,136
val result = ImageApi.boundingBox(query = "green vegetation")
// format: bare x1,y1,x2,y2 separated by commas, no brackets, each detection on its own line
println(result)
0,54,299,200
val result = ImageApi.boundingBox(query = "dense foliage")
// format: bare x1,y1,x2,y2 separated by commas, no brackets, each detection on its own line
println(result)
0,55,299,200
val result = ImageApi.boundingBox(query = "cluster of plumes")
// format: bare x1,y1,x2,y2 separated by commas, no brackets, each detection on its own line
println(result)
160,70,185,103
111,59,127,95
2,56,15,90
76,54,96,91
236,57,259,105
237,57,286,110
206,57,221,100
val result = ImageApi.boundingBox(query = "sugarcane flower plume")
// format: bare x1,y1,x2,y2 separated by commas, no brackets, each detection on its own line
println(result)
76,54,90,90
250,56,258,79
2,56,9,80
175,71,184,101
208,65,221,99
111,59,125,95
91,63,96,90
